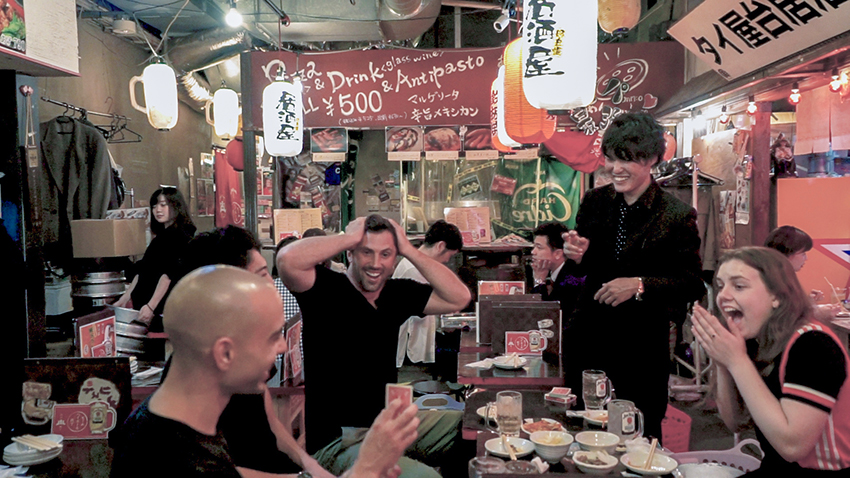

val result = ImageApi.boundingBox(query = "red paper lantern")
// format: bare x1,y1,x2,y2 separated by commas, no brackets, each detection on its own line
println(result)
543,129,603,173
225,137,244,171
663,131,677,161
598,0,641,34
503,39,556,144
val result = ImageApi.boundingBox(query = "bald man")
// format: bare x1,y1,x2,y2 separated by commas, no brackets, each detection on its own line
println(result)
111,266,419,478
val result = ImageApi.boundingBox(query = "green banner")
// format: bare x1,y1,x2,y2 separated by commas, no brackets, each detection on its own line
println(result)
493,158,580,238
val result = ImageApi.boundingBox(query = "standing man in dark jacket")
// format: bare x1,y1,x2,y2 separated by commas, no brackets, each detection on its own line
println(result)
563,113,705,441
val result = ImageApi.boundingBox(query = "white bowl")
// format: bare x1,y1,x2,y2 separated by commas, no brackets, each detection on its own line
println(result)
529,430,573,463
621,451,679,475
573,450,619,475
575,431,619,454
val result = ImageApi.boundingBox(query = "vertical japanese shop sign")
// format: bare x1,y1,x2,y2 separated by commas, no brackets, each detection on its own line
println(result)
668,0,849,81
0,0,25,53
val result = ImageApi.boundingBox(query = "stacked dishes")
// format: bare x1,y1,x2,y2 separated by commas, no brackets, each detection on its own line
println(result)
3,434,64,466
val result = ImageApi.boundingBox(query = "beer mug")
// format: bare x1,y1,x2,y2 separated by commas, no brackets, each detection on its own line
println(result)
607,399,644,444
485,391,522,437
582,370,612,410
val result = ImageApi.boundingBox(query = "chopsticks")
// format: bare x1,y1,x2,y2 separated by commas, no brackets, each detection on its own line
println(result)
825,277,841,304
501,434,517,461
644,437,658,471
12,434,60,451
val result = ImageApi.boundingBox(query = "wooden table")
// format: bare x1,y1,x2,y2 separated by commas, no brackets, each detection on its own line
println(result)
462,390,585,440
23,440,112,478
458,352,563,388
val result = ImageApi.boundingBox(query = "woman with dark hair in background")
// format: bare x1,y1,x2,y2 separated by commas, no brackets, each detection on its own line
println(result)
764,225,841,320
692,247,850,476
114,187,196,329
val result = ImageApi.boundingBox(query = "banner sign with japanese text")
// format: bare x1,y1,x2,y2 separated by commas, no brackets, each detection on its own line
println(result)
548,42,684,173
668,0,848,81
250,48,501,129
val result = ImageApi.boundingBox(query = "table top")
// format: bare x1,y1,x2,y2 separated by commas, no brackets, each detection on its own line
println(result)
457,352,563,388
462,390,584,440
15,440,112,478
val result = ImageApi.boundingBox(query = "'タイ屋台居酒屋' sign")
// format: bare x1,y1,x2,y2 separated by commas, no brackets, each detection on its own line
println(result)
249,48,502,129
668,0,849,81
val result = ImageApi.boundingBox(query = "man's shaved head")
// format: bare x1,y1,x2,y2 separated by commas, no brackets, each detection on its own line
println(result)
164,265,282,362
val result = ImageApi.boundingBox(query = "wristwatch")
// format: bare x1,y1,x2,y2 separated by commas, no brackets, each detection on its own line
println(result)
635,277,644,301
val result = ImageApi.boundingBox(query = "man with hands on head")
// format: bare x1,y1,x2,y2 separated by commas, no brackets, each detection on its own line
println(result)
111,265,419,478
560,113,705,442
277,214,472,478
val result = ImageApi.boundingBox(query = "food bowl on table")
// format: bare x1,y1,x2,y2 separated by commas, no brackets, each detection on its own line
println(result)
583,410,608,427
575,431,619,454
573,450,619,475
620,451,679,475
529,430,573,463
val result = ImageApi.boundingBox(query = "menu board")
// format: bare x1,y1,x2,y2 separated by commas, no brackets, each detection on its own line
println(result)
250,48,501,128
445,207,491,244
273,208,323,242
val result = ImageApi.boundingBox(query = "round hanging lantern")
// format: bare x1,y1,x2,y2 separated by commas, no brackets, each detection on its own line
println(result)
225,137,244,171
207,86,239,139
543,129,603,173
662,131,677,161
495,66,522,150
522,0,597,111
503,39,556,144
129,59,179,130
598,0,641,34
262,74,303,157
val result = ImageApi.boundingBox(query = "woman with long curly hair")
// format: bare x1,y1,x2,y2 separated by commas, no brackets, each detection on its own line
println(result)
692,246,849,476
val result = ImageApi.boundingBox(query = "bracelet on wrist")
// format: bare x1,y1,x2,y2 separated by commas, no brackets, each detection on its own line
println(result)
634,277,644,301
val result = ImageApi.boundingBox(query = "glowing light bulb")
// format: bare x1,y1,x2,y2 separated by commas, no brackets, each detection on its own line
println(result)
789,83,801,105
718,105,729,125
225,4,242,27
746,96,757,116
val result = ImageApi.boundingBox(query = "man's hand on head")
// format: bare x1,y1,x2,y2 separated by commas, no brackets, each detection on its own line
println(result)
344,217,367,244
388,219,417,258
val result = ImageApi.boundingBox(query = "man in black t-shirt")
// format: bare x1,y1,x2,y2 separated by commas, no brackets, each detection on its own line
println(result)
112,265,421,478
278,215,472,478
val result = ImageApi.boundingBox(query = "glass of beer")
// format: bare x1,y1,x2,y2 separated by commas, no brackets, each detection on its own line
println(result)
485,390,523,437
582,369,612,410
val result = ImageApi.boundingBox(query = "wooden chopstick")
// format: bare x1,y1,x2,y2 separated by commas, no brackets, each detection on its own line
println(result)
825,277,841,304
501,434,517,461
12,435,59,451
644,437,658,471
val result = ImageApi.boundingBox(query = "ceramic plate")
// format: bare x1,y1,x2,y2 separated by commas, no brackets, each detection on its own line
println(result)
492,356,528,370
476,406,496,421
3,447,62,466
4,434,64,456
583,410,609,427
484,437,535,459
521,418,566,434
621,451,678,475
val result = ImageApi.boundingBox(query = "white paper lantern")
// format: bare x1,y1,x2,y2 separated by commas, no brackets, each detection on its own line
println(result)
207,87,239,139
521,0,597,111
262,77,303,157
129,61,179,130
496,66,521,149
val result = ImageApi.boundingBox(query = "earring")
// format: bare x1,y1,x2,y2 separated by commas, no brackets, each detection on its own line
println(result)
772,299,779,309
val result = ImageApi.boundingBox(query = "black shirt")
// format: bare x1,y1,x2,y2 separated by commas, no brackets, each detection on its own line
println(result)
111,397,241,478
293,266,432,452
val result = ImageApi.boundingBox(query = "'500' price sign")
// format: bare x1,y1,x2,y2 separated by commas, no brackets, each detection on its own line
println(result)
250,48,501,129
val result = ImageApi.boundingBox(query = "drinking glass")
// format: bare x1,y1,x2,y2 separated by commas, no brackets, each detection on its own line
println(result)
485,390,523,437
582,369,612,410
468,456,505,477
607,399,644,444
